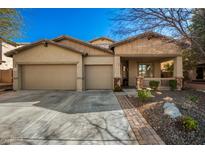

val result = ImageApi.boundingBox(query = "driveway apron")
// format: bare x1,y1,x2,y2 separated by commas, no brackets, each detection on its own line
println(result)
0,90,138,145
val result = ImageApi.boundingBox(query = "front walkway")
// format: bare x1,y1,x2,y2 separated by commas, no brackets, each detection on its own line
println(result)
116,94,165,145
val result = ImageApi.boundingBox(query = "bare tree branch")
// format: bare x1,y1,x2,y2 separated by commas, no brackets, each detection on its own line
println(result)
112,8,205,56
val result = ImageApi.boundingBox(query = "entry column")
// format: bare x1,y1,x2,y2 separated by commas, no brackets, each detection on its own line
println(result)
173,56,183,90
113,56,121,91
77,56,83,91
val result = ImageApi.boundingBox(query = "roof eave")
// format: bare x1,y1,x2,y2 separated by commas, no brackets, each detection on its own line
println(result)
110,32,184,48
0,37,18,47
52,35,114,55
5,40,86,57
89,37,115,43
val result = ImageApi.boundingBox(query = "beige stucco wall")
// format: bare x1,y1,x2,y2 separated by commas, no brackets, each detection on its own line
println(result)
14,44,81,64
114,38,181,56
13,44,83,91
57,39,112,56
84,56,113,65
0,42,16,70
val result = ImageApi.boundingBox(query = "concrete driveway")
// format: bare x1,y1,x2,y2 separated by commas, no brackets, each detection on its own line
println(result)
0,90,137,145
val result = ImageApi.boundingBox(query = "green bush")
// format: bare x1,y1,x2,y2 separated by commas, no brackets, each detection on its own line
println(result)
149,80,160,90
180,116,198,131
169,80,177,90
113,85,122,92
188,95,198,103
137,89,152,102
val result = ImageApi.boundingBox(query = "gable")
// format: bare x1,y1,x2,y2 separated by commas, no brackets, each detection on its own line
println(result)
5,40,85,57
14,43,82,64
56,39,113,56
91,39,113,45
90,37,114,45
114,37,181,56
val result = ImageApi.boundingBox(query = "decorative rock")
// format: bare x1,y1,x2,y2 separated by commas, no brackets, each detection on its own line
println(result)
163,102,182,119
163,96,173,101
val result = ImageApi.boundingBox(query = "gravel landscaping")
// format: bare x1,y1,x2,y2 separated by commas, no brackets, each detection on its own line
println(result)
128,89,205,145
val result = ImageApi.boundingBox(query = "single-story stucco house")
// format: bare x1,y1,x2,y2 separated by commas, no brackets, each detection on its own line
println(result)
5,32,184,91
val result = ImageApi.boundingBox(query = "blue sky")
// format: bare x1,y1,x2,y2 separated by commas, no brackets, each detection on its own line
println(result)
15,8,118,43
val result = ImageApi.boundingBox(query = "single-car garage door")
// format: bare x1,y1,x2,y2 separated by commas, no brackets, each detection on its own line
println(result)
85,65,113,90
21,64,76,90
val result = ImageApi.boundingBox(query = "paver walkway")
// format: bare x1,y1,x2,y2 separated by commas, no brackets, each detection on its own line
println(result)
116,95,165,145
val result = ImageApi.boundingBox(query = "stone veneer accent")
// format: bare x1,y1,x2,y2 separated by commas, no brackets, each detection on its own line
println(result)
176,77,183,90
114,77,121,88
136,76,144,89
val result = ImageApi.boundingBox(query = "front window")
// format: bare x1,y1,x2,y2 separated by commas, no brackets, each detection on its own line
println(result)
138,64,153,77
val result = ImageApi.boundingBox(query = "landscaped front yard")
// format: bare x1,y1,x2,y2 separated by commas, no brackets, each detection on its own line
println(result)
128,89,205,145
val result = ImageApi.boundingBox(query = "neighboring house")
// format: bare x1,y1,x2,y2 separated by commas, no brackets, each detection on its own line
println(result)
5,32,184,91
179,37,205,82
195,58,205,80
0,38,28,85
0,38,28,70
0,38,18,70
188,57,205,81
0,38,18,85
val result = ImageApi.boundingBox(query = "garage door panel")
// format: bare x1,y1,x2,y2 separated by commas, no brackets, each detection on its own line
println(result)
85,65,113,90
22,64,76,90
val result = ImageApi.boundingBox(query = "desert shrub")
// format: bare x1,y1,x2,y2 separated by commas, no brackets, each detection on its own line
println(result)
169,80,177,90
149,80,160,90
137,88,152,102
188,95,198,103
177,116,198,131
113,85,122,92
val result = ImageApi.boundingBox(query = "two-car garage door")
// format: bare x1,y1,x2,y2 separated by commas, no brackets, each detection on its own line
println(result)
21,64,76,90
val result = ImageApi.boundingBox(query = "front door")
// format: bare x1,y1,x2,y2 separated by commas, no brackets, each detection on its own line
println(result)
121,61,129,87
196,67,204,79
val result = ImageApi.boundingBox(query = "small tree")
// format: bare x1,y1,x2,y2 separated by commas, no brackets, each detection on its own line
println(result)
182,49,198,72
0,9,23,39
190,9,205,56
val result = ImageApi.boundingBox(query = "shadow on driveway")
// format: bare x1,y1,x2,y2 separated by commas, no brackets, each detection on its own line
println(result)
0,90,137,145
